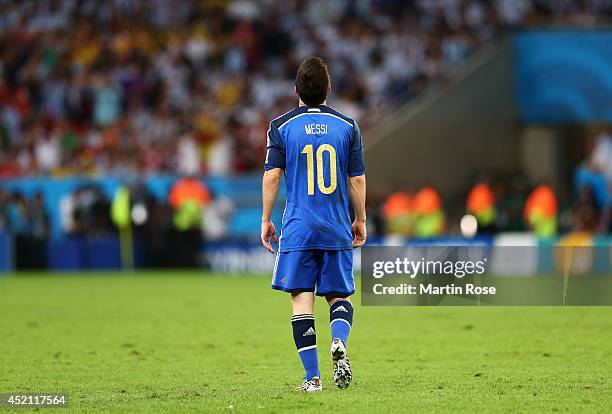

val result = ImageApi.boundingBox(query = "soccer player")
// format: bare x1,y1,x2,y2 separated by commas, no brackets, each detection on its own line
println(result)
261,56,367,392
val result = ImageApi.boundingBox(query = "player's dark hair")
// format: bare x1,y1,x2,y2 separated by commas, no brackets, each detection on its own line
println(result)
295,57,330,106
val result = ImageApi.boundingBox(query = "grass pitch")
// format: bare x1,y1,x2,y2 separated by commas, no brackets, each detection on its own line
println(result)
0,273,610,413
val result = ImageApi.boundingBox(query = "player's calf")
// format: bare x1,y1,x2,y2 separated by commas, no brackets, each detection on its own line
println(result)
291,314,320,384
329,298,353,347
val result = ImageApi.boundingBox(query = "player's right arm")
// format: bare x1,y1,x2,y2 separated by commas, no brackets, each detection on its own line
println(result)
261,168,280,254
348,121,367,248
261,123,285,254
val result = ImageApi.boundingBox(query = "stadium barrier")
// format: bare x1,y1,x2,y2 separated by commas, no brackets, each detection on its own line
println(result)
1,232,611,275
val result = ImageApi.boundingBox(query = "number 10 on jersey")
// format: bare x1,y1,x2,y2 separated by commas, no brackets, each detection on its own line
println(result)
301,144,337,195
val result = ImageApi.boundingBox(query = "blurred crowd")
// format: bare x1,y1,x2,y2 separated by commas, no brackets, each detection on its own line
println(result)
0,189,49,268
1,169,609,264
2,0,612,177
1,153,610,270
0,178,218,268
369,175,612,240
1,0,612,270
369,124,612,238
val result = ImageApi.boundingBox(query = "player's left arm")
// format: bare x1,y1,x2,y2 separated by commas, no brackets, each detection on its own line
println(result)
349,174,366,247
261,123,285,254
348,121,367,248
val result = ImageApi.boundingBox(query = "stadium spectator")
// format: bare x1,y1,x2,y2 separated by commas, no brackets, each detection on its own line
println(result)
382,190,414,236
574,130,612,231
413,186,446,238
573,185,600,233
6,191,28,237
524,184,558,239
168,177,211,267
466,181,496,233
70,184,113,236
0,189,7,230
0,190,49,267
25,191,50,269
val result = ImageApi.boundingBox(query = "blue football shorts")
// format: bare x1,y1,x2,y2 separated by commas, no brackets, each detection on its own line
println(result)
271,249,355,297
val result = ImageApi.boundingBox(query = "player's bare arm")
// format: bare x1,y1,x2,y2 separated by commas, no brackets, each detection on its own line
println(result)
348,174,367,248
261,168,281,254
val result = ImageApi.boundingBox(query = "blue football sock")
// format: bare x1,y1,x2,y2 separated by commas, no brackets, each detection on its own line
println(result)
291,314,320,380
330,300,353,346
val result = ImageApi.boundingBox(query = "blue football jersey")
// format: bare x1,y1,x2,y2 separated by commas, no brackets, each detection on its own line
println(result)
264,105,365,252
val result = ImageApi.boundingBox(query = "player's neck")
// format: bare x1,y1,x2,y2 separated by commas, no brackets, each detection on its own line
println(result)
298,99,327,107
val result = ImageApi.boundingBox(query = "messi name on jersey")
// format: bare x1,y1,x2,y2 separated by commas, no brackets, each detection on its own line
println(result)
305,123,328,135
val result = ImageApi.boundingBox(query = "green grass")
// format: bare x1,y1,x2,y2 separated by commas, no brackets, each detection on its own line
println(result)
0,273,610,413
